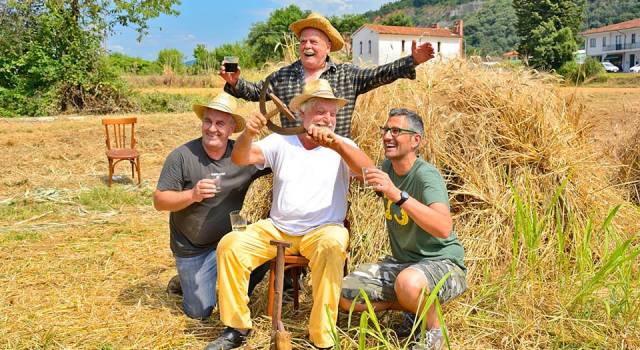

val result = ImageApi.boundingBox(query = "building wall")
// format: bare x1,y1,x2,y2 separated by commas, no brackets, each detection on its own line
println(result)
376,34,460,65
351,29,380,65
584,27,640,71
352,30,460,66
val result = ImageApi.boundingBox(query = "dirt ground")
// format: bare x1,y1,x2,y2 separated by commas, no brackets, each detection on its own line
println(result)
557,87,640,155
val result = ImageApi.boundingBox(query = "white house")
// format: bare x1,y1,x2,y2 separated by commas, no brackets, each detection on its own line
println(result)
351,21,463,66
581,18,640,72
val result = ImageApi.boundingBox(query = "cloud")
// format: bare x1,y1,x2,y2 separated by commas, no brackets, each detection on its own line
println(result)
269,0,389,16
107,44,125,53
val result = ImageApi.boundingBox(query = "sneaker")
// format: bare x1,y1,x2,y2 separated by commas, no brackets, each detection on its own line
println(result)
166,275,182,296
395,311,416,338
204,327,248,350
411,328,444,350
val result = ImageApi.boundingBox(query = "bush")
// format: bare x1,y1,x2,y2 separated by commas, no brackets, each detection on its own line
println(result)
129,92,205,113
558,57,605,84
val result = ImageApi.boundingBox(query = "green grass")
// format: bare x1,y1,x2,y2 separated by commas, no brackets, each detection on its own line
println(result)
0,230,41,243
77,186,152,212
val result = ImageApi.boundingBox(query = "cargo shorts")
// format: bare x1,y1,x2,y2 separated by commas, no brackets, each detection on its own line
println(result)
341,257,467,305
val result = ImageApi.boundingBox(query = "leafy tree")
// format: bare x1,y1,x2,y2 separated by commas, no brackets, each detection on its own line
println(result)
0,0,179,116
380,13,415,27
157,49,184,74
192,44,218,73
247,5,308,65
107,53,162,75
513,0,585,69
329,14,367,34
528,22,577,70
464,0,519,56
213,42,256,70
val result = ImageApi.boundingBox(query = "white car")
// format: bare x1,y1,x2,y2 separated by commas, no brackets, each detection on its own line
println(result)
630,64,640,73
601,61,619,72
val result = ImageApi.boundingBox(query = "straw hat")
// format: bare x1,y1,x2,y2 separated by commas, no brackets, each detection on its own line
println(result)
289,13,344,52
289,79,348,113
192,92,245,132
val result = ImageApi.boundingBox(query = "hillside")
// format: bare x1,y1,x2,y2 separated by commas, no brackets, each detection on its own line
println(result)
363,0,640,56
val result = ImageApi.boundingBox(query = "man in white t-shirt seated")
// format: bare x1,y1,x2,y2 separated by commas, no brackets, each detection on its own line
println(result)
206,79,373,350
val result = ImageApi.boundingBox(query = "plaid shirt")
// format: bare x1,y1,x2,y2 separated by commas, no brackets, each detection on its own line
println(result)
224,55,417,137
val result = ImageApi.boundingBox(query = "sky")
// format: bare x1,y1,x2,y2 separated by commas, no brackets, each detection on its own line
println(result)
107,0,391,61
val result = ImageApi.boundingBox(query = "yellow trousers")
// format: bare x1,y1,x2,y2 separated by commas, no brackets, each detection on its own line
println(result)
217,219,349,348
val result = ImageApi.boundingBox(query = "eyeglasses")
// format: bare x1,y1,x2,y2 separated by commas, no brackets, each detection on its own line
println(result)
379,126,417,137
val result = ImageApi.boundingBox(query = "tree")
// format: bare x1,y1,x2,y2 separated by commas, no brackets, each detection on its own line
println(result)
329,14,367,34
380,13,414,27
157,49,184,74
464,0,519,56
192,44,218,73
513,0,585,69
247,5,309,65
0,0,180,116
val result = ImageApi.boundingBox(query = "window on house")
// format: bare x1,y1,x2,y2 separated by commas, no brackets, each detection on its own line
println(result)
359,41,362,55
590,38,596,48
632,34,636,44
437,42,441,52
602,37,606,47
401,40,405,52
368,40,371,54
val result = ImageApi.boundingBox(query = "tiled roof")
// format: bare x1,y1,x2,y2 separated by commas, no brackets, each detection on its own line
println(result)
581,18,640,35
358,24,460,38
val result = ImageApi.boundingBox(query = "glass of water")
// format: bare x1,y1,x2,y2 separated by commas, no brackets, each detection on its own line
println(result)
209,172,224,193
229,210,247,231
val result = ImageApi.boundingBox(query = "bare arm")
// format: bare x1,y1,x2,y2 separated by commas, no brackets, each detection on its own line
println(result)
307,125,374,174
153,179,218,212
366,169,452,239
230,112,267,166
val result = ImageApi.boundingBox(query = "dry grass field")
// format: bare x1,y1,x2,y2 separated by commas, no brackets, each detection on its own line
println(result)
1,62,639,349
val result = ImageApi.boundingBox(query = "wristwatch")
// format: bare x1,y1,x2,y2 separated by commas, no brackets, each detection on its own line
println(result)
395,191,409,206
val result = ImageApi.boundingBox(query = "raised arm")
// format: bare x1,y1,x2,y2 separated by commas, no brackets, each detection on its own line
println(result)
230,112,267,166
353,40,435,95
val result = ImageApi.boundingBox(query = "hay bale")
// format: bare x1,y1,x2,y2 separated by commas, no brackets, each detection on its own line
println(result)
616,128,640,203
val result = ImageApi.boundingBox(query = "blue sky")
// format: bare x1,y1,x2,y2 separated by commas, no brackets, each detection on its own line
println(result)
107,0,391,60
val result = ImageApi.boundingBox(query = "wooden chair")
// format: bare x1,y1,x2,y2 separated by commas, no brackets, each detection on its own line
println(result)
266,218,351,316
102,117,141,186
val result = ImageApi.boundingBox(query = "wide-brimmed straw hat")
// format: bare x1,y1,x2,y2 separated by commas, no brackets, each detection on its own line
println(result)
192,92,245,132
289,13,344,52
289,79,348,113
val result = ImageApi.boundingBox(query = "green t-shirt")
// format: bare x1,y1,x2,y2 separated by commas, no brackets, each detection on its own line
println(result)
381,158,466,271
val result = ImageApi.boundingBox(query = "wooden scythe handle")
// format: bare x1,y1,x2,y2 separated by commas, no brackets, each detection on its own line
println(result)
260,73,306,135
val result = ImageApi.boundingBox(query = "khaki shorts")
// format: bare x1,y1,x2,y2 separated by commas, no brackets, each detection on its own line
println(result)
341,257,467,305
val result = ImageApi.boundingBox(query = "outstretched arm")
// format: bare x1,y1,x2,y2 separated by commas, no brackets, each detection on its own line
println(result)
307,125,374,174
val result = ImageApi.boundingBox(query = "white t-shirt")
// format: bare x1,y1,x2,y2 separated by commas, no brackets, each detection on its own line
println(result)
255,134,355,235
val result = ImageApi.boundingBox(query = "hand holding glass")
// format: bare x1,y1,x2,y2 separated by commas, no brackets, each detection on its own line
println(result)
362,167,376,189
209,172,224,193
223,56,239,72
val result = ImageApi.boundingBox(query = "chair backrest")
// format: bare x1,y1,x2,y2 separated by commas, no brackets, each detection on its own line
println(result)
102,117,137,150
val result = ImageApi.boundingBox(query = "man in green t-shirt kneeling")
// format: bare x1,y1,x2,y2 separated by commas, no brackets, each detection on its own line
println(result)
339,108,467,350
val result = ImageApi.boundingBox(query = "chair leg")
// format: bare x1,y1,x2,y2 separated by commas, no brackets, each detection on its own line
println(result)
108,158,113,187
267,261,276,317
130,161,134,180
292,267,300,311
136,157,141,185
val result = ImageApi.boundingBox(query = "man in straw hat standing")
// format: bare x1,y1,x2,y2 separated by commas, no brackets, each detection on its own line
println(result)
220,12,435,138
339,108,466,350
153,92,270,320
206,79,373,349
